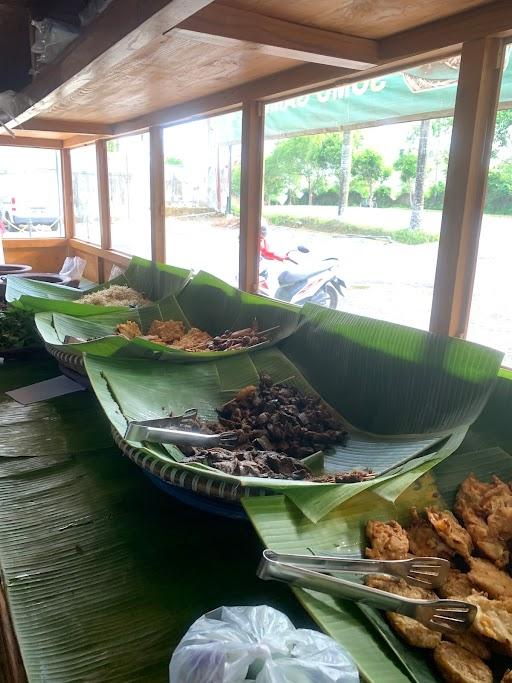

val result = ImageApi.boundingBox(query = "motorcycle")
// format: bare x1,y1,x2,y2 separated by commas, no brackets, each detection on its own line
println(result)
259,245,346,309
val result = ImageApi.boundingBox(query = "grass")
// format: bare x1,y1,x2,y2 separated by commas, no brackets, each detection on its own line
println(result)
265,213,439,245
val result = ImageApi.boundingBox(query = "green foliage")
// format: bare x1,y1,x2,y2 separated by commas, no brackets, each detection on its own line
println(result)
393,150,416,185
165,156,183,167
0,305,40,349
493,109,512,152
351,150,391,206
424,181,445,210
231,163,241,198
374,186,393,208
485,162,512,214
264,213,438,244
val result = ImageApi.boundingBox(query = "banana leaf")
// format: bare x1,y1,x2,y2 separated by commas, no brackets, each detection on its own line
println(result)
243,447,512,683
7,256,191,313
83,342,500,514
34,272,301,362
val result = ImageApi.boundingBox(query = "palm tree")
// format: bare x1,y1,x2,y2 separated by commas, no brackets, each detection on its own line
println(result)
338,129,352,217
410,119,430,230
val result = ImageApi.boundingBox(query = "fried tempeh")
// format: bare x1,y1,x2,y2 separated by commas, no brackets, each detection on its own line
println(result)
444,631,491,661
467,557,512,599
147,319,185,343
437,568,473,599
365,520,409,560
466,594,512,652
433,641,492,683
115,321,142,339
365,575,442,649
406,507,453,560
426,507,473,558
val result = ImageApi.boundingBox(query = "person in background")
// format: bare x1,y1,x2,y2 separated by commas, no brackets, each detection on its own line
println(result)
259,219,285,262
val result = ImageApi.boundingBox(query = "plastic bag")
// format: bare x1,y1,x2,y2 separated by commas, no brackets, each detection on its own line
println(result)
169,606,359,683
108,264,125,280
59,256,86,285
31,19,79,66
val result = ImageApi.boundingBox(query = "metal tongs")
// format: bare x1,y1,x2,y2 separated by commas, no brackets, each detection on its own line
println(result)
124,408,238,448
258,550,477,634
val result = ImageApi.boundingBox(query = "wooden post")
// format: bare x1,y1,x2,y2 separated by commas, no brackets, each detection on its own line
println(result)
149,127,166,263
96,139,111,282
61,148,75,241
239,101,265,292
430,37,505,337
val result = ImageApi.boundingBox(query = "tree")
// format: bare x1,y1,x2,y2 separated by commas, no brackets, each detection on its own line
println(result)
338,130,353,216
393,150,417,208
315,131,353,215
493,109,512,152
410,119,430,229
351,149,390,207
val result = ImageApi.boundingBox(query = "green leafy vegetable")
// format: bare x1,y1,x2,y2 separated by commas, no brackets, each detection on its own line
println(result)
0,305,40,349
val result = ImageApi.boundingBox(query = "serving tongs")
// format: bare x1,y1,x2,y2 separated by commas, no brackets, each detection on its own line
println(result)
124,408,238,447
258,550,477,634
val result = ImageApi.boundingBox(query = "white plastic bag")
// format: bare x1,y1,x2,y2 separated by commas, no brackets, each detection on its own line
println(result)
59,256,86,283
169,606,359,683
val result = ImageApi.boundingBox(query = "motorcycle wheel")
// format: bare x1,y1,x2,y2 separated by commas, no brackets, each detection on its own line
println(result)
322,283,339,310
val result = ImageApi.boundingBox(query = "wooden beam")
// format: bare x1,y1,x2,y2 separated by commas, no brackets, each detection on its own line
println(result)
61,148,75,240
381,0,512,61
430,37,505,337
15,119,114,135
149,127,166,262
3,238,65,249
63,135,104,149
113,63,352,135
4,0,217,128
177,4,378,70
69,239,131,268
239,101,264,293
0,135,62,149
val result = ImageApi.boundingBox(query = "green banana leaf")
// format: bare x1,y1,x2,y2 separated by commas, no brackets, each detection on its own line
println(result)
34,272,302,362
243,447,512,683
83,338,500,515
7,256,191,313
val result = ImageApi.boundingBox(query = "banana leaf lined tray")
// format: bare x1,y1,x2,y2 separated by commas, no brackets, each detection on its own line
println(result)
83,305,503,519
34,271,302,371
7,256,191,313
243,447,512,683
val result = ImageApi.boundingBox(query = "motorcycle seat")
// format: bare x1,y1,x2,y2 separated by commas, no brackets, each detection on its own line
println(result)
278,266,327,285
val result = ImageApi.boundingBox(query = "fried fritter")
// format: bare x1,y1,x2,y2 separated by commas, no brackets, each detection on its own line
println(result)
480,475,512,516
433,641,492,683
426,508,473,558
171,328,212,351
365,520,409,560
468,557,512,599
466,594,512,652
488,504,512,542
115,321,142,339
444,631,491,660
365,575,441,649
437,568,473,599
147,319,185,343
406,507,453,560
455,475,510,567
501,670,512,683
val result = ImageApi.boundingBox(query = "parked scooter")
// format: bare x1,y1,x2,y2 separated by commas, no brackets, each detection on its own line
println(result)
259,236,346,309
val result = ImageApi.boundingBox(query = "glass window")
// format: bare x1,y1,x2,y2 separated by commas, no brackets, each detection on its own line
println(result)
0,146,63,237
107,133,150,258
70,144,100,244
467,45,512,366
261,58,461,329
164,111,242,285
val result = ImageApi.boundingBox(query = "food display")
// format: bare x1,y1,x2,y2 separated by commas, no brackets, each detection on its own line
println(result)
115,319,273,352
156,374,362,482
0,306,40,350
364,473,512,683
78,285,151,307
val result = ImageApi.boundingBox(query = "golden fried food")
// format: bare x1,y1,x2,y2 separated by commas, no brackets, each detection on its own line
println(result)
468,557,512,599
444,631,491,660
115,321,142,339
501,670,512,682
433,641,492,683
466,594,512,652
437,568,473,599
147,319,185,343
365,575,441,649
479,476,512,515
406,507,453,560
455,475,510,567
365,520,409,560
171,328,212,351
426,508,473,558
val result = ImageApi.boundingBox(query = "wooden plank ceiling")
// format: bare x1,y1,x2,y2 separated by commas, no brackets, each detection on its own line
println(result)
1,0,507,134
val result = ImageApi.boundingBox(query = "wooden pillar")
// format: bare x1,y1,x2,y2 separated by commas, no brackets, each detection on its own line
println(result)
239,101,265,292
149,126,166,263
95,139,111,281
61,148,75,241
430,37,505,337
